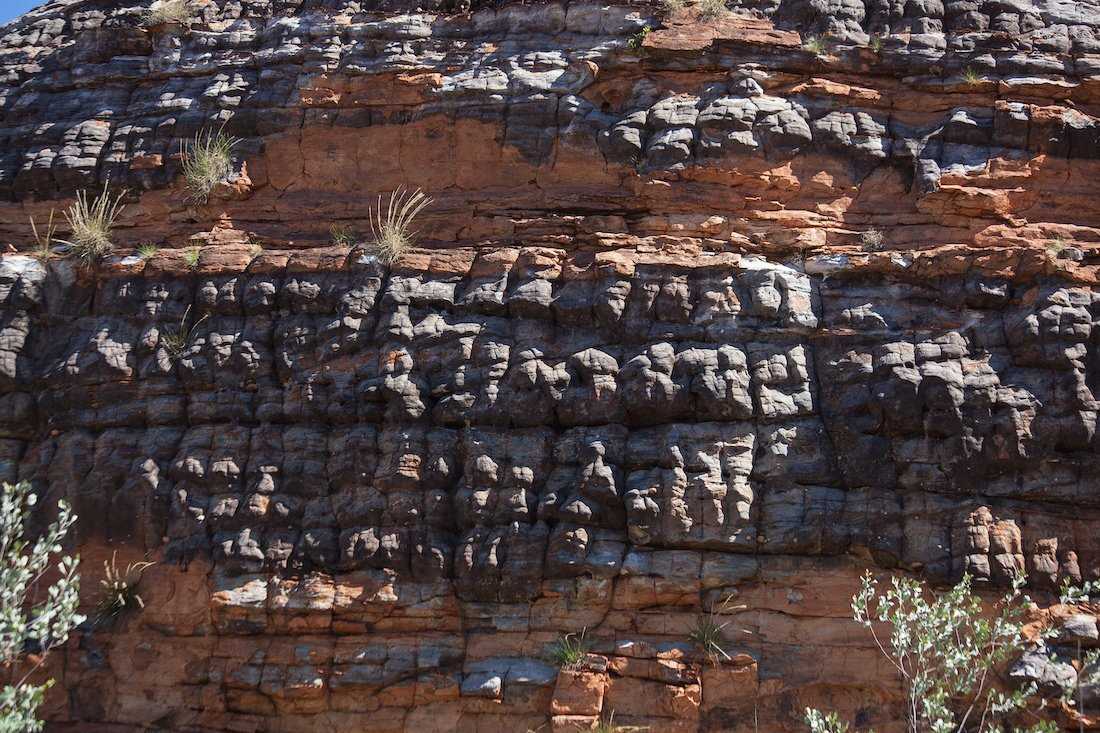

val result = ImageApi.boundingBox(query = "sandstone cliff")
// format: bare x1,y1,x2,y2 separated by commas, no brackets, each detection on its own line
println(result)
2,0,1100,729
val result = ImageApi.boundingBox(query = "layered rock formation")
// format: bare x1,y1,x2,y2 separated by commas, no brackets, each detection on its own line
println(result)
2,0,1100,730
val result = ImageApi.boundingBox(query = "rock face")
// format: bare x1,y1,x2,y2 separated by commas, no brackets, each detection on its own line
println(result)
2,0,1100,730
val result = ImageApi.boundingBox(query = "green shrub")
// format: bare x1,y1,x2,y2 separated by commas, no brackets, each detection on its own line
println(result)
805,572,1056,733
0,481,83,731
1053,580,1100,723
136,243,159,259
805,709,849,733
628,25,651,51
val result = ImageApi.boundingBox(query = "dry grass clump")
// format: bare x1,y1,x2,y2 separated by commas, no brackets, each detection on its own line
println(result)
28,210,59,259
368,187,433,265
689,594,749,665
181,128,239,204
60,182,127,265
96,551,155,624
594,712,647,733
661,0,729,19
961,66,982,86
136,243,159,259
145,0,192,26
860,228,884,251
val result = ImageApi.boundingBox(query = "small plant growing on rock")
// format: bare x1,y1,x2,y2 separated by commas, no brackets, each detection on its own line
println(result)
95,551,155,624
159,304,208,362
689,594,747,665
368,186,433,265
805,709,849,733
961,66,983,86
549,629,590,669
695,0,730,20
628,25,651,51
593,711,637,733
182,246,201,269
136,243,158,259
60,181,127,265
1045,580,1100,725
330,223,358,247
860,228,885,251
1045,235,1069,253
660,0,727,19
145,0,192,27
868,34,884,54
181,128,239,204
802,35,826,55
28,210,59,259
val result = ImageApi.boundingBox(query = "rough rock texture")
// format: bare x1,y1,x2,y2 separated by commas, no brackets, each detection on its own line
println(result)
3,0,1100,730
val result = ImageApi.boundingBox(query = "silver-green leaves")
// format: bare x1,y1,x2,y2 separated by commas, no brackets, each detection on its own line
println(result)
0,481,83,732
807,571,1054,733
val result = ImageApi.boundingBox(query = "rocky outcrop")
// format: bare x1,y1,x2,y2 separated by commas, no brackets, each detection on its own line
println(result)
2,0,1100,730
2,246,1099,731
2,0,1100,252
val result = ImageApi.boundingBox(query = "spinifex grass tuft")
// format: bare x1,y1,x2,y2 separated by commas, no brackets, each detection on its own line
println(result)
330,223,358,247
368,187,433,264
145,0,192,27
182,246,201,268
96,551,155,624
961,66,982,85
549,629,590,669
689,594,749,665
181,128,239,204
60,181,127,265
159,304,208,362
29,210,59,259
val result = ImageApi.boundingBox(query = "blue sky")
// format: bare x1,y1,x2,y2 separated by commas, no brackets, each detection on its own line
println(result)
1,0,43,25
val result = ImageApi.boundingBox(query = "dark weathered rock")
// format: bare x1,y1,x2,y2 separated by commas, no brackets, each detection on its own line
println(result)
3,0,1100,729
